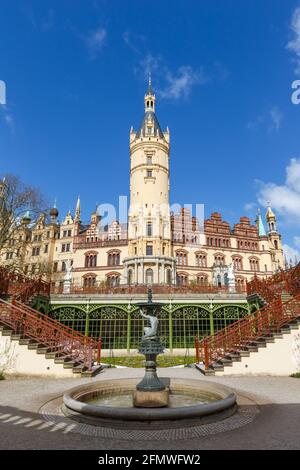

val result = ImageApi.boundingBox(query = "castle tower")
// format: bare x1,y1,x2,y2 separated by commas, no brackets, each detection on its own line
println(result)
265,205,284,271
124,77,175,285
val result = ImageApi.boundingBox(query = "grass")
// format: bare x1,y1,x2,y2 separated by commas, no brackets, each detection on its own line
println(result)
291,372,300,378
100,355,196,368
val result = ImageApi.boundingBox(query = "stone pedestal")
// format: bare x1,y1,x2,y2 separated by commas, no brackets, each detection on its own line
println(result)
63,279,71,294
133,388,169,408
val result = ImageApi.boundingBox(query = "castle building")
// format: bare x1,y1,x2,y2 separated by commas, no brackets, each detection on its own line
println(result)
0,81,285,289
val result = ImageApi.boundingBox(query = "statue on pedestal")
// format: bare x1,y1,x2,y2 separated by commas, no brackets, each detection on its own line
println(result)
63,260,73,294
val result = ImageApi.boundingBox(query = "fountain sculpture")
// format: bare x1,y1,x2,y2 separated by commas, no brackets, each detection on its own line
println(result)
62,288,237,428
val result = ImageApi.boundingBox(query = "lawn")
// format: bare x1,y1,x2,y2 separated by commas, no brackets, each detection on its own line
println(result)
100,355,196,368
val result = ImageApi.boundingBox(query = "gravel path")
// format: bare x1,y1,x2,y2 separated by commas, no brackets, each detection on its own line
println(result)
0,367,300,450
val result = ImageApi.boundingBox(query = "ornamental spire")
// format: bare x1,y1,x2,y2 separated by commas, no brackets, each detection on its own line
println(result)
75,195,81,222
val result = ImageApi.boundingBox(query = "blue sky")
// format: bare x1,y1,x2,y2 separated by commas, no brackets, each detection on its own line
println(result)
1,0,300,260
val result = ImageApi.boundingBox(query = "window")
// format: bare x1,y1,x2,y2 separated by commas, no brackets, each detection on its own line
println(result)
85,253,97,268
195,252,206,267
62,261,66,272
176,251,188,266
233,257,243,271
166,269,172,285
147,222,152,237
107,274,120,287
146,170,152,178
53,262,58,273
177,273,188,286
146,244,153,256
32,246,40,257
197,275,208,286
249,258,260,272
62,243,71,252
128,269,133,285
147,156,152,165
44,244,48,254
83,275,96,288
214,255,225,266
107,251,120,266
145,268,153,285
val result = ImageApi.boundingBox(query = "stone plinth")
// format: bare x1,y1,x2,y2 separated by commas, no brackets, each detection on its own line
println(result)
133,388,169,408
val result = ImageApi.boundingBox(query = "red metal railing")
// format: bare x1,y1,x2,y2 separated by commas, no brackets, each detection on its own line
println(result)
198,293,300,368
0,298,99,370
0,267,50,303
51,283,247,296
247,263,300,301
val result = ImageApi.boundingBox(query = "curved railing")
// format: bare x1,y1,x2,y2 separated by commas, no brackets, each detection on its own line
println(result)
197,293,300,368
0,267,50,302
0,298,99,370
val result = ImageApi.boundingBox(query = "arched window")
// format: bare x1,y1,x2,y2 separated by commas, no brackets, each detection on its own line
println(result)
196,274,208,286
128,269,133,286
107,250,120,266
85,252,97,268
106,273,120,287
145,268,153,285
195,252,207,267
274,240,278,250
176,273,188,286
214,254,225,266
166,269,172,285
176,250,188,266
83,274,96,288
249,258,260,272
233,256,243,271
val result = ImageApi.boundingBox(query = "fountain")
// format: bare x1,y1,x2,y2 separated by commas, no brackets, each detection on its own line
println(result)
62,288,237,428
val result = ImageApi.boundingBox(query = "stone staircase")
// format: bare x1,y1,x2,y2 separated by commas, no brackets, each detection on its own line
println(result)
197,315,300,375
0,299,102,378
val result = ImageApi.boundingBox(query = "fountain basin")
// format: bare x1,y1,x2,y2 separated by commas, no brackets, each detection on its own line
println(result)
63,378,237,428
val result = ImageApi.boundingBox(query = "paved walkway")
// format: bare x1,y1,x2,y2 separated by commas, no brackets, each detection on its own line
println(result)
0,367,300,449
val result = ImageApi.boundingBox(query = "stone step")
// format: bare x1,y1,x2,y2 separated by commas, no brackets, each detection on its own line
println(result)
81,365,103,377
27,342,43,350
63,361,77,369
11,334,21,340
36,347,51,354
19,338,31,345
1,329,13,336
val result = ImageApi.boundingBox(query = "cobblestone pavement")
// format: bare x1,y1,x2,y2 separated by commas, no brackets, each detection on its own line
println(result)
0,367,300,450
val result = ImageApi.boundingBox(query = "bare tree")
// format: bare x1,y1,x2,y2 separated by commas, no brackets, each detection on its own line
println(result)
0,173,47,258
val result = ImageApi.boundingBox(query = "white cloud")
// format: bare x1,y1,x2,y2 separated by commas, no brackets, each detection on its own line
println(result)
283,243,300,263
257,158,300,224
287,7,300,74
294,236,300,248
85,27,106,58
247,106,283,132
269,106,283,131
135,54,209,101
0,105,15,134
160,66,207,100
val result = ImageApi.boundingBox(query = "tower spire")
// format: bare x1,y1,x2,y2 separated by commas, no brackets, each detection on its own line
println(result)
148,72,153,95
75,195,81,222
144,75,155,113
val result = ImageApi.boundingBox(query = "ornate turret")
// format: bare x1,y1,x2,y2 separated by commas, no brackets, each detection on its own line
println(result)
266,205,277,233
21,210,31,226
50,199,59,223
255,209,267,237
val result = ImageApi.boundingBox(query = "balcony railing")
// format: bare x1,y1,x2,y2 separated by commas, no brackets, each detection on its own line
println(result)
50,282,247,296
